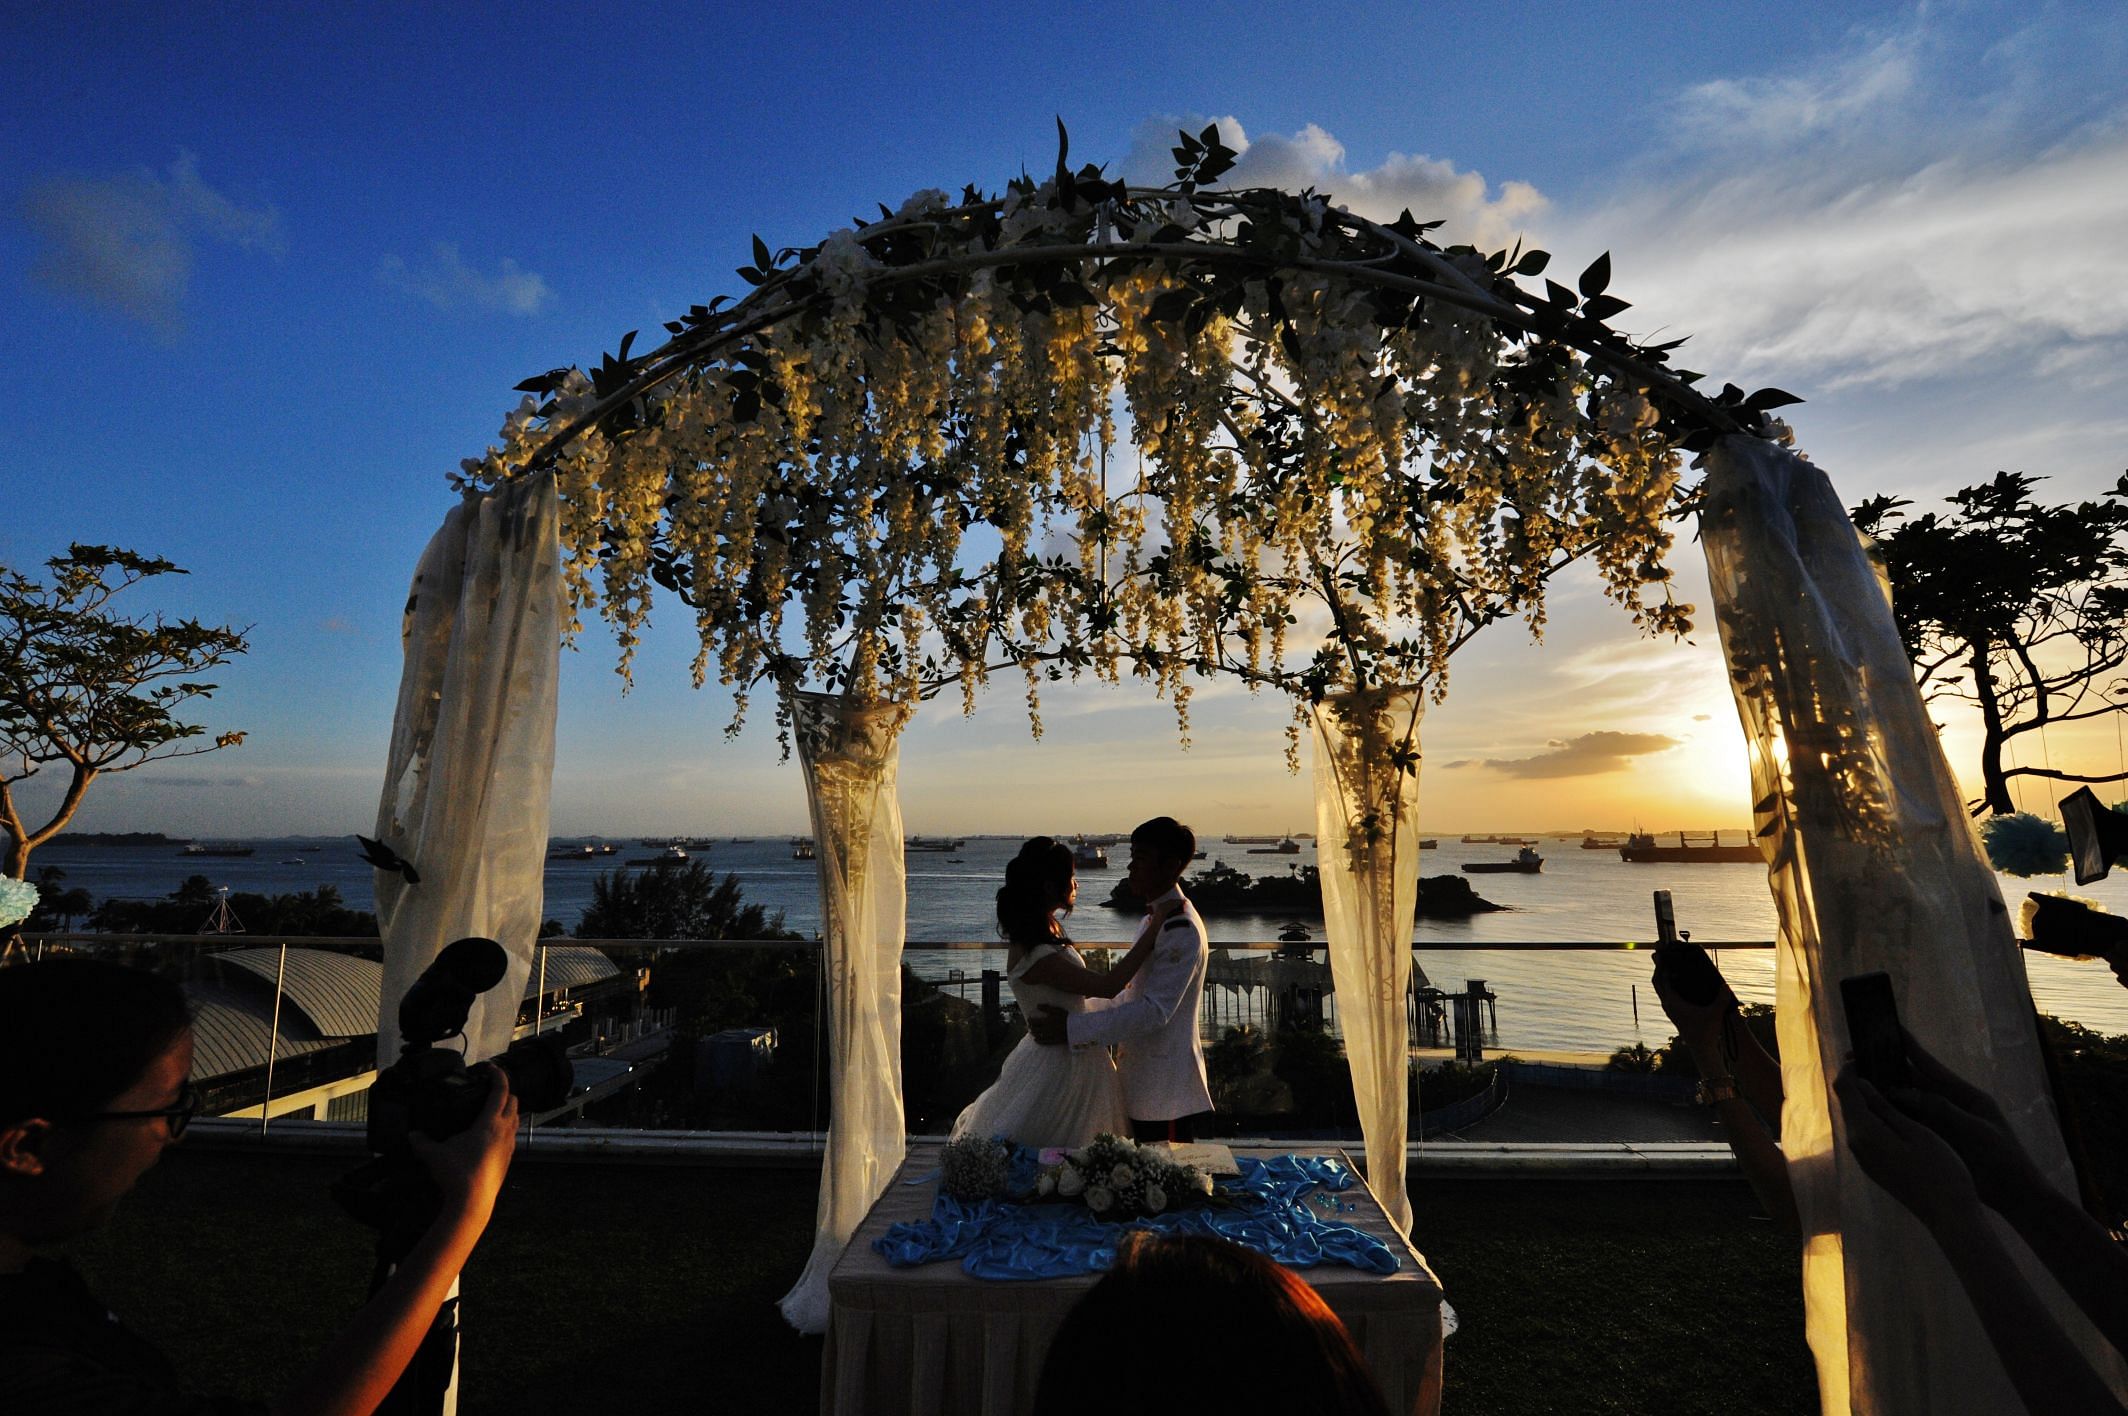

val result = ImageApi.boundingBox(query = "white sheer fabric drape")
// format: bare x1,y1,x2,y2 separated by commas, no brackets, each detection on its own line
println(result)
779,689,912,1335
372,477,561,1065
1312,687,1424,1238
1702,435,2122,1414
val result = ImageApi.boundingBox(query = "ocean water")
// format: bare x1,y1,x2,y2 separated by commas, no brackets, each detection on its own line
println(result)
30,833,2128,1054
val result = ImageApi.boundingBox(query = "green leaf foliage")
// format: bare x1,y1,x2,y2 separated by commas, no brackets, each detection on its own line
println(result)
1854,471,2128,815
1,546,249,877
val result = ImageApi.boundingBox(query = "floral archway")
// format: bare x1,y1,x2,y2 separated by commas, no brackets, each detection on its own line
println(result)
407,127,2100,1408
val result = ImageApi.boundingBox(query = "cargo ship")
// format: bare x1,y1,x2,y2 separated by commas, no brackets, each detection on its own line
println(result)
1617,832,1761,864
1463,846,1543,875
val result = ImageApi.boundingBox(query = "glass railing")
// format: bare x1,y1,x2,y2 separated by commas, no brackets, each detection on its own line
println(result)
9,931,2125,1159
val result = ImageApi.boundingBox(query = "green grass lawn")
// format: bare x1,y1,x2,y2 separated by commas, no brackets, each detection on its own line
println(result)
68,1146,1815,1414
1418,1179,1817,1414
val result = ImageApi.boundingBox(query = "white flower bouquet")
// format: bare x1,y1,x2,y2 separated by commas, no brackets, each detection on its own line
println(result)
940,1132,1014,1202
1035,1133,1216,1221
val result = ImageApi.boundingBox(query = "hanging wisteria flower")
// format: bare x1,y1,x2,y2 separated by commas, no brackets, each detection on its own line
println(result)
459,124,1780,761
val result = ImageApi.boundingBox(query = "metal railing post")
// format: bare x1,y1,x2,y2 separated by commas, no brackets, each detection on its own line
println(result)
527,942,549,1148
260,939,289,1137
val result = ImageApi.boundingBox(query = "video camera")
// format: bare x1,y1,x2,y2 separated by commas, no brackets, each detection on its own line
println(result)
333,936,573,1240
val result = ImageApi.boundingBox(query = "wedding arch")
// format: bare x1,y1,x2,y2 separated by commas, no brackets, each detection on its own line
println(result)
386,126,2108,1409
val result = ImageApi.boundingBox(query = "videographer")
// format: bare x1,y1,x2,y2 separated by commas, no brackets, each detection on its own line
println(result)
0,957,518,1416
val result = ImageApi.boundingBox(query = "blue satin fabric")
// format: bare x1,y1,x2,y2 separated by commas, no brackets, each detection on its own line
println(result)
874,1153,1400,1281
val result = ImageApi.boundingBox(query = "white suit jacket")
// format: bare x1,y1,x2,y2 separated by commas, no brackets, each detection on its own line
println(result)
1066,886,1213,1122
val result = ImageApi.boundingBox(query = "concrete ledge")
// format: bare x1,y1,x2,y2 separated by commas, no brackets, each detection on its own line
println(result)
1409,1140,1739,1178
1500,1060,1696,1099
188,1119,1740,1177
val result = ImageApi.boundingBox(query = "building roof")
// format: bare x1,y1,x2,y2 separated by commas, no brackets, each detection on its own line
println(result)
185,978,337,1082
527,946,622,997
213,947,382,1038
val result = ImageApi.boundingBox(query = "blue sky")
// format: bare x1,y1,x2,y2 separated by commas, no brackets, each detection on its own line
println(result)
5,1,2126,838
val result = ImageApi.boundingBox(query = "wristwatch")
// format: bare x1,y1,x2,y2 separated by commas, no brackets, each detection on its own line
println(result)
1694,1076,1740,1107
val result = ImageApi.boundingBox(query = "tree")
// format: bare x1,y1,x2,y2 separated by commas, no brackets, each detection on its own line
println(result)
575,861,797,943
27,865,91,932
573,863,814,1129
0,546,249,878
1852,473,2128,815
87,879,378,936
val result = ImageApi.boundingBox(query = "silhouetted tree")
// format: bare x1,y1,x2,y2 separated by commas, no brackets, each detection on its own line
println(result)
1853,473,2128,815
1,546,248,878
27,865,92,932
575,861,798,942
89,880,377,936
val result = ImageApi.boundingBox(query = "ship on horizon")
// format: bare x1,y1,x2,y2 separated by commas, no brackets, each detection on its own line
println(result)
1618,831,1761,864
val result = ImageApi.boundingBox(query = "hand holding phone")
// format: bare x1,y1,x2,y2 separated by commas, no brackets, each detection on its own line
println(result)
1652,890,1724,1006
1840,971,1913,1089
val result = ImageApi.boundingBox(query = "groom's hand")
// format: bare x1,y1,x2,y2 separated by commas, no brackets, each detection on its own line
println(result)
1027,1005,1069,1046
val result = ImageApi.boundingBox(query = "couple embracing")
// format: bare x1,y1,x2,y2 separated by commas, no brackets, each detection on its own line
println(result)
952,817,1213,1150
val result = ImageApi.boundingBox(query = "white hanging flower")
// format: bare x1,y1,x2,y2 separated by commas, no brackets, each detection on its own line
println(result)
1085,1185,1115,1214
1056,1164,1085,1197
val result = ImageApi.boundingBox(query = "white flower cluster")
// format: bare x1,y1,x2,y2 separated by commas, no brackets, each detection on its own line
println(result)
939,1131,1013,1202
1035,1133,1213,1220
0,876,40,929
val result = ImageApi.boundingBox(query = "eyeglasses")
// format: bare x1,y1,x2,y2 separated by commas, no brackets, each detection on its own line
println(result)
82,1081,202,1138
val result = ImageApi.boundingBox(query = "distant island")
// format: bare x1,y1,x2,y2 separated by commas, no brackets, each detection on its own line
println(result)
1103,860,1504,918
50,832,188,848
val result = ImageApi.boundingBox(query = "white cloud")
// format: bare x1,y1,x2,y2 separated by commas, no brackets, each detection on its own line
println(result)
1122,114,1547,251
377,241,553,315
1575,138,2128,390
1560,11,2128,392
20,151,283,339
1672,32,1922,147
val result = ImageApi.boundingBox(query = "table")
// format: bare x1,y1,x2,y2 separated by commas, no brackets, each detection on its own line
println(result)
822,1143,1445,1416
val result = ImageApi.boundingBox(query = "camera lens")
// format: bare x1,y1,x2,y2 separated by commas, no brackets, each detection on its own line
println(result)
495,1033,574,1112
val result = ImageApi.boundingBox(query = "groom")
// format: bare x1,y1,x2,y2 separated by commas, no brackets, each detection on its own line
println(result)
1029,816,1213,1142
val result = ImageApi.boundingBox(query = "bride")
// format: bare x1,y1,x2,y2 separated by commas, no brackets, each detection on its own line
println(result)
951,837,1173,1151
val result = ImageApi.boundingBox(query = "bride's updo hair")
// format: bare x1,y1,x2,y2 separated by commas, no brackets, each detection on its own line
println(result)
998,837,1075,946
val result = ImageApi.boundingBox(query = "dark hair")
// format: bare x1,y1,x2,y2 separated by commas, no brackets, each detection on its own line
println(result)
1130,815,1195,867
0,958,193,1127
1034,1233,1392,1416
998,837,1075,947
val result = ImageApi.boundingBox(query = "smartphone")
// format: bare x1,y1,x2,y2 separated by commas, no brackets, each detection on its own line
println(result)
1840,971,1912,1089
1652,890,1724,1005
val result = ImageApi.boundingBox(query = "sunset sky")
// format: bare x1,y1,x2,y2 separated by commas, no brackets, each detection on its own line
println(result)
5,2,2126,838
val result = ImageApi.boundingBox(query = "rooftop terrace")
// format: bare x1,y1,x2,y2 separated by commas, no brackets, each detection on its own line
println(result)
73,1135,1818,1415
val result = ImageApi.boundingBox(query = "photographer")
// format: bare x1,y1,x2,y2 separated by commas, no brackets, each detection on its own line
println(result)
1836,1031,2128,1415
0,957,518,1416
1650,951,1799,1232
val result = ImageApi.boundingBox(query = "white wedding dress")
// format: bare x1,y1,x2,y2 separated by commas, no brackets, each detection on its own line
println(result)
950,940,1130,1150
